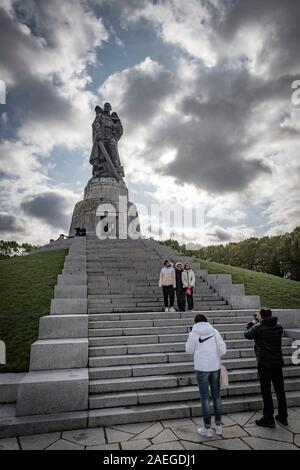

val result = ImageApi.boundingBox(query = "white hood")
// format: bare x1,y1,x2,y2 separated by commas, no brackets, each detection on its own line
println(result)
191,322,215,339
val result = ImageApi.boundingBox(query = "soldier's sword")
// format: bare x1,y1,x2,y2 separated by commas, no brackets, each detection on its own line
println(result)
98,139,122,183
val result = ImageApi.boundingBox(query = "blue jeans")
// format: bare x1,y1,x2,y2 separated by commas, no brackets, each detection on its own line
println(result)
195,370,222,427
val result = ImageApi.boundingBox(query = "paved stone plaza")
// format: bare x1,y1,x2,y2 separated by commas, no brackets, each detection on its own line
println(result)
1,408,300,450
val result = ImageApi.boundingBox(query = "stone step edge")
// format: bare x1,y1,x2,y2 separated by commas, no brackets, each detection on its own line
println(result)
88,315,254,325
88,376,300,400
87,310,256,320
88,365,300,387
88,347,294,358
88,355,294,373
88,339,293,353
2,393,300,438
87,391,300,427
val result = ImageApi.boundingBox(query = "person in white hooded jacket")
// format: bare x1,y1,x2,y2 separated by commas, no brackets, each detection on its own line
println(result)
182,262,195,311
186,313,227,438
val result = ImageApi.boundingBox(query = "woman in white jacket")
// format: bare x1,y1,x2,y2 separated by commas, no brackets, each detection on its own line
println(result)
186,313,227,438
182,262,195,311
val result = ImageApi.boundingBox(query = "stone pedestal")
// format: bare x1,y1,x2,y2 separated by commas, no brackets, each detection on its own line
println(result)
69,177,141,238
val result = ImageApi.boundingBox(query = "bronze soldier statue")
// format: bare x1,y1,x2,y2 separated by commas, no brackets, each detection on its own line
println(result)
89,103,124,181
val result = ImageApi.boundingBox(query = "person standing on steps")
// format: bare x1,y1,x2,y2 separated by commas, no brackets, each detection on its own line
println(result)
175,262,185,312
182,262,195,311
159,259,176,312
186,313,227,438
244,307,288,428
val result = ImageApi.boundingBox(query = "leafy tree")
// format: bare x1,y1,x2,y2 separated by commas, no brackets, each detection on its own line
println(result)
159,227,300,281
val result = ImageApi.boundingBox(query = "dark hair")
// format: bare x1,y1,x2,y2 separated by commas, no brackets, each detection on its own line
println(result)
163,259,170,266
194,314,208,323
260,308,272,319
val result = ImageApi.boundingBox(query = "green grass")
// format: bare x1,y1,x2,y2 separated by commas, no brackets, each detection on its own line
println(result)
197,258,300,309
0,250,68,373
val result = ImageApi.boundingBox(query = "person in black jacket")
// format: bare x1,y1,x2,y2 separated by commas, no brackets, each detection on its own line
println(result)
244,308,288,428
175,262,185,312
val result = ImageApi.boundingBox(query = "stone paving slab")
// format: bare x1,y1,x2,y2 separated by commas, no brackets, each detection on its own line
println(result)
62,428,105,446
181,440,216,450
19,432,60,450
245,424,294,443
242,436,298,450
46,439,84,450
205,438,252,450
1,408,300,450
121,439,151,450
0,437,19,450
227,411,255,427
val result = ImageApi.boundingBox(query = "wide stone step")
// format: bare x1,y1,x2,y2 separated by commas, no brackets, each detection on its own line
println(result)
87,258,159,265
88,288,213,295
88,278,161,285
89,377,300,409
89,364,300,394
88,301,164,309
88,337,293,356
88,256,161,260
88,356,294,380
88,306,165,314
88,315,251,330
88,329,253,345
88,347,293,367
88,305,232,314
88,275,162,280
88,300,228,309
88,287,163,294
88,292,219,299
88,391,300,427
88,322,244,337
88,309,255,322
88,294,219,300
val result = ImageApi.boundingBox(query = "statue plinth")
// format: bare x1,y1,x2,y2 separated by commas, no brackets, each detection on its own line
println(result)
68,177,141,238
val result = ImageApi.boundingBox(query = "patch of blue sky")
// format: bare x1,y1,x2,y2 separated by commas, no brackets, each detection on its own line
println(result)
86,14,180,92
47,145,90,190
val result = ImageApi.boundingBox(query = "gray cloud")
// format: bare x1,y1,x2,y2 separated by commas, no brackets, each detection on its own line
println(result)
139,65,275,192
101,58,177,129
0,9,73,125
212,227,232,242
218,0,300,77
122,67,176,125
0,213,24,233
21,192,70,229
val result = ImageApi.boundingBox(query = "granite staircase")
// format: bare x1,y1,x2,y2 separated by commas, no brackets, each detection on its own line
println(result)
2,235,300,438
86,236,300,427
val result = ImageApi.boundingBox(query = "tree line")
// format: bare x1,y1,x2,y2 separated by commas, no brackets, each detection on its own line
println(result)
160,226,300,281
0,240,38,258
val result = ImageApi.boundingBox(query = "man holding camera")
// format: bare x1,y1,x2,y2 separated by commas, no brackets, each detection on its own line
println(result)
244,308,288,428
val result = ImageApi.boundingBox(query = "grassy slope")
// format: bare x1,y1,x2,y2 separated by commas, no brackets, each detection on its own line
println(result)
0,250,68,373
197,258,300,309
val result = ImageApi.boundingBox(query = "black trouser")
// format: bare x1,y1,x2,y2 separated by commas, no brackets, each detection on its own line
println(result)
185,287,194,310
162,285,174,308
176,288,186,311
258,364,288,421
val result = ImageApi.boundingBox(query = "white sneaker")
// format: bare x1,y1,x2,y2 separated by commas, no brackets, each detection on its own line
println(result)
169,307,176,312
197,426,214,438
165,307,169,312
215,425,223,435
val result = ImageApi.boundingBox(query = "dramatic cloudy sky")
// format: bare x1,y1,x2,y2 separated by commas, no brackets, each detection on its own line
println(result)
0,0,300,245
